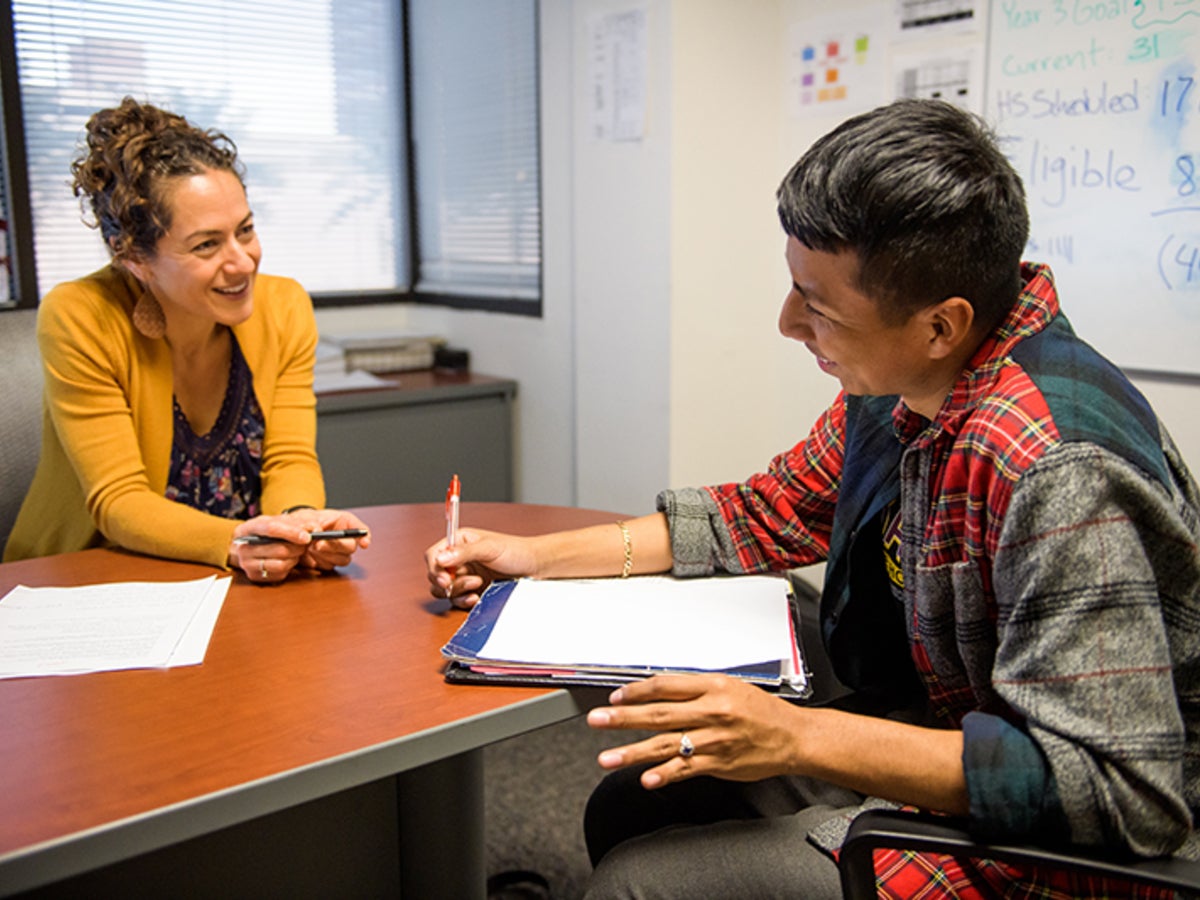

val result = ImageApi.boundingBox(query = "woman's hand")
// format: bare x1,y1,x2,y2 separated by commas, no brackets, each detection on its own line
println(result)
586,674,807,789
229,509,370,584
291,508,371,572
424,528,541,609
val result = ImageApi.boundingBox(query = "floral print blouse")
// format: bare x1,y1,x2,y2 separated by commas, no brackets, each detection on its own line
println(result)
165,334,264,519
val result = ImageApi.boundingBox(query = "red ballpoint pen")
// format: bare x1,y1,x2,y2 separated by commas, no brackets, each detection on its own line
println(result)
445,474,461,593
445,474,461,550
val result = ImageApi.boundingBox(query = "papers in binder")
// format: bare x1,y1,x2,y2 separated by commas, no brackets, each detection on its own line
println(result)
441,575,810,699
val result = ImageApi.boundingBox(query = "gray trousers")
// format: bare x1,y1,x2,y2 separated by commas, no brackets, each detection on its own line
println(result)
581,765,865,900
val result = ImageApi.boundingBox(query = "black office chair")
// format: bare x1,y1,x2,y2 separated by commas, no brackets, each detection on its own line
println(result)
838,805,1200,898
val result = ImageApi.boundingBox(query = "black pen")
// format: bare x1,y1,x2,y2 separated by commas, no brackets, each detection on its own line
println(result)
233,528,368,546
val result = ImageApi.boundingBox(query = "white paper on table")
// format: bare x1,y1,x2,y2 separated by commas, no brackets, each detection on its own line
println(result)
0,576,231,678
477,575,793,671
167,577,231,666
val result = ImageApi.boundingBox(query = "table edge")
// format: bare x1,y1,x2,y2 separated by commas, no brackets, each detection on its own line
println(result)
0,685,604,896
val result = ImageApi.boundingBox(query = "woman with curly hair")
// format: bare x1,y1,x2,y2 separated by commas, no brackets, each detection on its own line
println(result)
5,98,369,582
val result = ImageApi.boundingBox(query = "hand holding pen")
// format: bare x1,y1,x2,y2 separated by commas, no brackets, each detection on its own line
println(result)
428,473,559,610
230,510,370,584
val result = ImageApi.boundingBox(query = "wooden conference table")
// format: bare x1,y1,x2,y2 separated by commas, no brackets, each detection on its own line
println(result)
0,503,623,899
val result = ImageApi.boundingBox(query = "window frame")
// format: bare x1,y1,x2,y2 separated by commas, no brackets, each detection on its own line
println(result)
0,0,542,317
0,0,38,310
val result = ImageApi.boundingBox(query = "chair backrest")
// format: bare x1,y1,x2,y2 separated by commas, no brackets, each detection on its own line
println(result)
0,309,44,552
839,808,1200,898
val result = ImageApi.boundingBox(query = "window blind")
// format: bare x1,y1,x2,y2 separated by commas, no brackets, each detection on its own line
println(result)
12,0,408,297
11,0,541,309
409,0,540,303
11,0,408,297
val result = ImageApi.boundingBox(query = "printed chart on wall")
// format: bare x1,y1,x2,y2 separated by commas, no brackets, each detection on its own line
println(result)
892,0,986,114
985,1,1200,376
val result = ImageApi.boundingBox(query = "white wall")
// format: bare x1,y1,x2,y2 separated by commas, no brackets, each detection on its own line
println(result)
317,0,1200,520
1133,378,1200,472
568,0,672,515
667,1,837,490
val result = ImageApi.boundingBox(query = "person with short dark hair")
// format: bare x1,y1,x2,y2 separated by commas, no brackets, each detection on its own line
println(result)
426,99,1200,897
5,98,369,581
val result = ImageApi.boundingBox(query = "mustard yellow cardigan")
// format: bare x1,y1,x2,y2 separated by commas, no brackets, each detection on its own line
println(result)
4,266,326,567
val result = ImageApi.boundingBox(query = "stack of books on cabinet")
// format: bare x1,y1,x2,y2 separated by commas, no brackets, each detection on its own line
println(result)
312,332,447,395
319,332,447,374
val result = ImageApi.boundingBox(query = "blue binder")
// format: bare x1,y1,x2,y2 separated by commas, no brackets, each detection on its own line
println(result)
441,578,811,700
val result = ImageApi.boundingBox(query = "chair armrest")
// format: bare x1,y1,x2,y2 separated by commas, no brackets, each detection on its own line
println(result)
838,808,1200,899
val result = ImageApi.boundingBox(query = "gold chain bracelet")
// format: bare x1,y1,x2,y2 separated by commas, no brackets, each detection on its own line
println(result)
616,520,633,578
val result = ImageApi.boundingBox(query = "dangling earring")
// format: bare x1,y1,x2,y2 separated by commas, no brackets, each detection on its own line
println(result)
133,290,167,340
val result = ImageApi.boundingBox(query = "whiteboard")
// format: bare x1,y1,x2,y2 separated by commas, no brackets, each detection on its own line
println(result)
984,1,1200,376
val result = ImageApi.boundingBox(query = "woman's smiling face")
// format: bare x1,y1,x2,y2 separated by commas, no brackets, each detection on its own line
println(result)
128,168,261,329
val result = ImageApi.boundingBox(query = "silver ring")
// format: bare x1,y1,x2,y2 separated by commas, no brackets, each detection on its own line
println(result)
260,561,268,580
679,733,695,759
